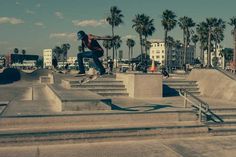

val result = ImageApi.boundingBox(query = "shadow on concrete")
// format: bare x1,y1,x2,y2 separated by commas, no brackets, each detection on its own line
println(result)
128,104,173,112
109,103,173,112
110,104,140,112
163,84,179,97
0,68,21,84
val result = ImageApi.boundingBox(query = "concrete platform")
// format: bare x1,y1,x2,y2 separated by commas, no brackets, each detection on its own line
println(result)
47,84,112,111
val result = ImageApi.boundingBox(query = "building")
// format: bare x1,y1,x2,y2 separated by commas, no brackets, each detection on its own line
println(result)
204,44,223,67
10,54,39,68
149,39,194,68
43,49,53,68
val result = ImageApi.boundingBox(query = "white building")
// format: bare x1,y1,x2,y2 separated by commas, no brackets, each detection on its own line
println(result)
149,39,194,68
149,40,165,65
43,49,52,68
204,44,223,67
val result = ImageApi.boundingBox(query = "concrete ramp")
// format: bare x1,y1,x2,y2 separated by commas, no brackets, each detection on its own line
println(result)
188,69,236,102
0,68,52,84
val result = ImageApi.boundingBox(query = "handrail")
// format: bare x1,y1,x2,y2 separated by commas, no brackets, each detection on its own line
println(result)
179,89,209,122
179,89,224,123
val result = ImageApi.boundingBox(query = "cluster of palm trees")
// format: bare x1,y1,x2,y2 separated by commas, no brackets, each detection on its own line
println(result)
103,6,236,70
13,48,26,55
52,43,70,68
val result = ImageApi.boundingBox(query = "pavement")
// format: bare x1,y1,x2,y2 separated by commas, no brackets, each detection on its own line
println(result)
0,135,236,157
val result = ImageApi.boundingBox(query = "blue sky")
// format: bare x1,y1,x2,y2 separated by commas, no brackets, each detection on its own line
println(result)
0,0,236,58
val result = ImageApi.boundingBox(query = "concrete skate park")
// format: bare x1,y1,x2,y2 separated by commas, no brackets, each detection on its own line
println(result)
0,68,236,157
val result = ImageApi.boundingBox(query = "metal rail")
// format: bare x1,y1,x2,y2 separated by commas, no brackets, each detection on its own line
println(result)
179,89,209,122
179,89,223,123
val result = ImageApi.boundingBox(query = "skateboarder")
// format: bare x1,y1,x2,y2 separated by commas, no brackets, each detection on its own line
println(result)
76,31,113,83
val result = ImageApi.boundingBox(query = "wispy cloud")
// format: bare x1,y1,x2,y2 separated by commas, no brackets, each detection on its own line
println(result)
49,32,76,41
26,9,35,15
34,22,45,28
16,2,20,5
72,19,107,27
54,11,64,19
0,41,8,45
122,35,137,40
36,3,41,8
0,17,24,24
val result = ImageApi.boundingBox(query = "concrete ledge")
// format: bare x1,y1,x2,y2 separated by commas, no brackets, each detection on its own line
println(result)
46,85,111,111
116,72,163,98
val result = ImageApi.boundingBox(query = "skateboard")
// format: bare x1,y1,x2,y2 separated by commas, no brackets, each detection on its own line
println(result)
80,74,99,84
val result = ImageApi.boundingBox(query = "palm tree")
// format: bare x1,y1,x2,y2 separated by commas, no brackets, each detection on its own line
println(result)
61,43,70,68
21,49,26,55
126,39,133,62
106,6,124,61
205,18,219,68
161,10,177,69
211,19,225,67
113,35,122,68
166,36,175,69
175,40,183,67
142,16,155,60
132,14,146,63
191,34,199,59
102,36,113,60
14,48,19,54
220,48,234,68
229,17,236,69
53,46,63,63
196,22,208,64
178,16,195,66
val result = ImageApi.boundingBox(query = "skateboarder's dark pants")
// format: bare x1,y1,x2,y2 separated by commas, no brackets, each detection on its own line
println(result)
77,51,105,74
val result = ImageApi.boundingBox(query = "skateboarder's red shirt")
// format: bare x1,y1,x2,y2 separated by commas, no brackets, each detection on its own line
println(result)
81,34,104,52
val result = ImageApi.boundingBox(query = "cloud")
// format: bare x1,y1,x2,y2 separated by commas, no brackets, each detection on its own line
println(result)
0,17,24,24
54,11,64,19
122,35,137,40
36,3,41,7
49,32,76,41
34,22,45,27
26,9,35,15
0,41,8,45
16,2,20,5
72,19,107,27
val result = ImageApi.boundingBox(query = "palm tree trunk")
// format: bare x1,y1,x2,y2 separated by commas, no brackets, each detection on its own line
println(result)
234,29,236,69
207,30,212,68
115,48,118,68
106,48,109,68
139,34,143,63
112,26,115,61
144,36,147,60
164,31,168,68
200,44,204,65
128,47,131,68
183,31,187,66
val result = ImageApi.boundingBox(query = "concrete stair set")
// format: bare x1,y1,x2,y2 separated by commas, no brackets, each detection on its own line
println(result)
207,107,236,135
0,109,209,145
163,73,201,96
64,76,129,97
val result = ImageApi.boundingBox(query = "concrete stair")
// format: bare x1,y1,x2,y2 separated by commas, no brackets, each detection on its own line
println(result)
163,79,201,96
0,109,208,145
63,76,129,97
207,107,236,135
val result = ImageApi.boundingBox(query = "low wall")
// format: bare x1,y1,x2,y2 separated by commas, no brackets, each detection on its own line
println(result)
116,72,162,98
188,69,236,102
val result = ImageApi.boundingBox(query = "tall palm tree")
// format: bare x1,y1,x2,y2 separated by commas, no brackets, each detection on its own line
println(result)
205,18,219,68
166,36,175,69
106,6,124,61
53,46,63,63
191,34,199,59
130,39,135,59
178,16,195,66
61,43,70,68
196,22,208,64
161,10,177,69
132,14,146,63
102,37,113,60
229,17,236,69
126,39,133,62
14,48,19,54
113,35,122,68
142,16,155,60
211,19,225,66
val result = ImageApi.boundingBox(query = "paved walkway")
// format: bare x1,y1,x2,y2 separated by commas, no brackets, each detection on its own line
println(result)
0,135,235,157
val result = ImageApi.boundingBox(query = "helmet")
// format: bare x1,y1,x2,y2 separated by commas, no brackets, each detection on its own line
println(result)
77,31,86,40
